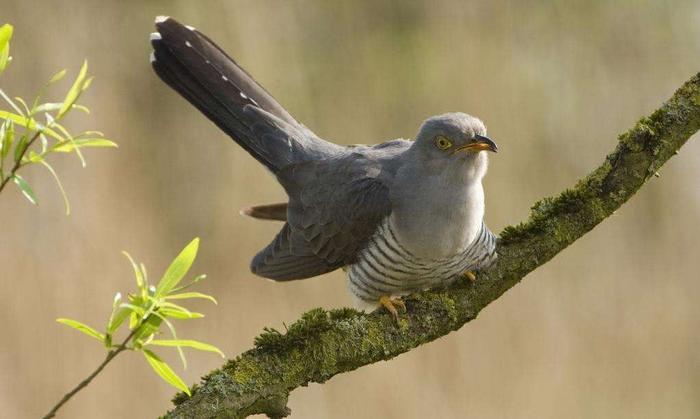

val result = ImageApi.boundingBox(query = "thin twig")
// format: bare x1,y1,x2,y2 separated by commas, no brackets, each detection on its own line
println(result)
42,329,138,419
0,129,41,193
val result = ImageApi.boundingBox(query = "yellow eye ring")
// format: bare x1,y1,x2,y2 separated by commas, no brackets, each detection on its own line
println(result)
434,136,453,150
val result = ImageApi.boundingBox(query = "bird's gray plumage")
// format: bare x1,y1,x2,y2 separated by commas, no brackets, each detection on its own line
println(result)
150,17,497,305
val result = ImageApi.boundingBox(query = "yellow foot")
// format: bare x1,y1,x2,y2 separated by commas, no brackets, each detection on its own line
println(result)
379,296,406,323
462,271,477,282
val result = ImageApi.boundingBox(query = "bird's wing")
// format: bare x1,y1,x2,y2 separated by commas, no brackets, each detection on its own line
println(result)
151,17,341,172
251,154,392,281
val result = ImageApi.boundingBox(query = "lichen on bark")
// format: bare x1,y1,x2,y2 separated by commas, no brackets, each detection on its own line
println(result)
162,72,700,419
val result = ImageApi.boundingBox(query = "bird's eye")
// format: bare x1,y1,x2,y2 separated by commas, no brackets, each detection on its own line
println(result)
434,136,453,150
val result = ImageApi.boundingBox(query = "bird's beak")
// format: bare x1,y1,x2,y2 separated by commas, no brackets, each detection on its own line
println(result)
453,134,498,154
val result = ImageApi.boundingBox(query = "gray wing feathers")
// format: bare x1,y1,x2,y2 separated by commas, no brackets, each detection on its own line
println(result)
251,155,392,280
250,224,337,280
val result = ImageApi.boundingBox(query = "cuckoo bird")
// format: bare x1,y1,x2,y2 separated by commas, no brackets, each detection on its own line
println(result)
150,17,498,319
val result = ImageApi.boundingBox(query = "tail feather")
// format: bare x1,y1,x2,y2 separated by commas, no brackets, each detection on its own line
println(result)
183,27,300,128
150,16,338,172
241,202,288,221
151,43,274,168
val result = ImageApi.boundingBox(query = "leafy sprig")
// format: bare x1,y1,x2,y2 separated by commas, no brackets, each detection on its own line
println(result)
0,23,117,213
45,238,222,419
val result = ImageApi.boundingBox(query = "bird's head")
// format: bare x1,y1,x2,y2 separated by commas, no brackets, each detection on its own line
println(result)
410,112,497,180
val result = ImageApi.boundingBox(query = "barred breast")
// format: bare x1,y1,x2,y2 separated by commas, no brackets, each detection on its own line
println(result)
346,218,497,305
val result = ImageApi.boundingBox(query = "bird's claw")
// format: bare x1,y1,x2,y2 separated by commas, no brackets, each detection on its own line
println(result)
379,296,406,323
462,270,477,282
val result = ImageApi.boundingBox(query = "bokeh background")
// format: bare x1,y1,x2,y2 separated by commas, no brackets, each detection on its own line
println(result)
1,1,699,418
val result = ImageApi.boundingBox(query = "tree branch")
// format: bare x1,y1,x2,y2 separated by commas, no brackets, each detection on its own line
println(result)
163,72,700,419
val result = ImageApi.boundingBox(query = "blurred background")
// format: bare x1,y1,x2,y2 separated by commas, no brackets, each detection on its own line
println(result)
1,1,699,418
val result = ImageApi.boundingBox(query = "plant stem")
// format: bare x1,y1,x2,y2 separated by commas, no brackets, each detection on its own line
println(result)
0,129,41,194
42,329,137,419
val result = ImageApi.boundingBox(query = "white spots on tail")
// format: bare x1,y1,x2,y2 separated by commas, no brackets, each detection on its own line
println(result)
185,40,192,48
149,32,161,41
222,75,228,81
240,91,259,106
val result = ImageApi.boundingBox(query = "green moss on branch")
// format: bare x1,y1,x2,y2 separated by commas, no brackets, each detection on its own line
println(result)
163,72,700,419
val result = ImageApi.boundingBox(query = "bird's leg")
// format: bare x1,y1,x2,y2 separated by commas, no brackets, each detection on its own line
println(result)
379,295,406,322
462,271,477,282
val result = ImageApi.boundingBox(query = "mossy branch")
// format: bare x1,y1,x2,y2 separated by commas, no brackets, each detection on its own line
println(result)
163,72,700,419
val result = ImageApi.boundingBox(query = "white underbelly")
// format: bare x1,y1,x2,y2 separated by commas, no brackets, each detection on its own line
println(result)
346,218,495,305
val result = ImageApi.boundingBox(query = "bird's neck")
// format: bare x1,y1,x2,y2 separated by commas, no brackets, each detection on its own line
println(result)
389,161,487,259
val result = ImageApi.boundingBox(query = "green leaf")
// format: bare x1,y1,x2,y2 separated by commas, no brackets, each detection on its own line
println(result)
72,104,90,114
133,314,162,342
129,311,139,330
14,96,30,116
27,150,42,163
58,60,88,119
34,102,89,114
155,238,200,298
159,301,194,315
148,339,224,357
0,24,11,48
56,318,105,342
48,69,67,84
151,312,187,368
13,133,27,163
122,251,145,293
156,300,206,322
51,121,86,167
140,263,149,287
33,103,62,113
142,349,191,395
39,159,70,215
158,308,204,320
0,119,13,159
12,174,36,205
107,306,132,334
52,138,117,153
39,133,48,153
171,274,207,293
0,110,65,142
78,130,104,137
106,292,130,335
0,24,12,73
119,302,146,316
81,76,94,91
165,292,217,305
0,88,23,115
29,70,68,113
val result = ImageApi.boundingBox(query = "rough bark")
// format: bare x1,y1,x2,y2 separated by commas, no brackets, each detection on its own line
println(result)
163,72,700,419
